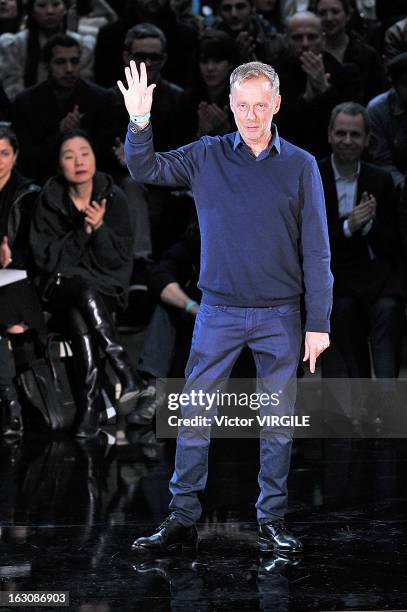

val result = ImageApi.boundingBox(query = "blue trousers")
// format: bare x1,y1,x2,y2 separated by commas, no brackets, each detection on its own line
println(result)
169,303,302,525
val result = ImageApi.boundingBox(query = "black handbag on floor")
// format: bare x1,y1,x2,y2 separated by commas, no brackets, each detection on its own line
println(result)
16,334,76,432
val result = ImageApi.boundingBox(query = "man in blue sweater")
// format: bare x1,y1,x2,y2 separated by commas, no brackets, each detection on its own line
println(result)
119,60,333,554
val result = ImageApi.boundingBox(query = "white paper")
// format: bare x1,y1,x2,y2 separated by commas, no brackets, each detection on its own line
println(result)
0,268,27,288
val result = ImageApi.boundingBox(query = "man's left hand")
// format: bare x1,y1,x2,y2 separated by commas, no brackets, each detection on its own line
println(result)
303,331,330,373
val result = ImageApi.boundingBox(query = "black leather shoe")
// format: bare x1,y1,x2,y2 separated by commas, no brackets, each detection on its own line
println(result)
258,520,302,553
127,384,166,426
132,516,198,553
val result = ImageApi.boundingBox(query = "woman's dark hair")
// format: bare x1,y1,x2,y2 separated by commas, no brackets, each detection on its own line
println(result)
24,0,68,88
0,125,19,153
58,128,94,154
198,30,237,65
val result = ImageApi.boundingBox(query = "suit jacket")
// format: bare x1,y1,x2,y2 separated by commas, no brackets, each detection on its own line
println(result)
318,157,405,301
10,79,115,185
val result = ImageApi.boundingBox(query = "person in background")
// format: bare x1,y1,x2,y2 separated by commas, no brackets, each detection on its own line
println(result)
169,0,203,32
110,22,190,261
276,11,349,157
185,30,237,139
0,0,24,35
94,0,198,88
254,0,282,31
11,33,114,184
209,0,283,64
367,52,407,188
383,16,407,63
111,23,188,168
30,130,144,438
319,102,405,387
315,0,387,105
0,126,44,436
0,0,95,101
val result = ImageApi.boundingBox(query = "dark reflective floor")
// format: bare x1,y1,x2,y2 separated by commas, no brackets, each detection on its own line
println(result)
0,430,406,611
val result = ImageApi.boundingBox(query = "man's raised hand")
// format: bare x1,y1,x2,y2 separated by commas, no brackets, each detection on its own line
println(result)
117,61,156,119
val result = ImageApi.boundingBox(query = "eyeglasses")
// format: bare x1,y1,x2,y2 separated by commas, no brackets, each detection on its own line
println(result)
221,2,250,12
130,52,164,64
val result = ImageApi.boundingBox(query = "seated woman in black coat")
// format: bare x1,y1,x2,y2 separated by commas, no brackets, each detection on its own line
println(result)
0,125,44,435
30,129,142,438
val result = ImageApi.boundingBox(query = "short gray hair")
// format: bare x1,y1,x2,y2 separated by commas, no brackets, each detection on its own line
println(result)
230,61,280,97
328,101,370,134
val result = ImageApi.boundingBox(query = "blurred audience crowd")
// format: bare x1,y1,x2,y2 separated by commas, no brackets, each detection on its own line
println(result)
1,0,407,437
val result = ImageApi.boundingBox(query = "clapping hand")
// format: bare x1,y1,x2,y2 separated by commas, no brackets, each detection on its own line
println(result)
197,102,231,137
84,199,106,233
0,236,12,268
60,104,84,132
112,137,126,166
236,31,256,61
301,51,330,100
347,192,376,234
117,61,156,126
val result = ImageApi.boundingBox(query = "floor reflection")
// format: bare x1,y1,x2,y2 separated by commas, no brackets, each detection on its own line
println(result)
0,432,406,609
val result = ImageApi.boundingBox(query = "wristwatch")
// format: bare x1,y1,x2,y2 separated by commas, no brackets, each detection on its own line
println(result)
129,120,150,135
129,112,151,134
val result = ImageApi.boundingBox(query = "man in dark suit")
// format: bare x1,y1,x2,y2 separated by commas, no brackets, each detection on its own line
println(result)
109,23,191,260
319,101,405,380
11,34,114,185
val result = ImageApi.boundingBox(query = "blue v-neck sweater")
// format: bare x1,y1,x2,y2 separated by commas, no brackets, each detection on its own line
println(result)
125,123,333,332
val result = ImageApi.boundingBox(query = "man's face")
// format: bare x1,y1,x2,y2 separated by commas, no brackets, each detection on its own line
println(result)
328,112,369,164
286,14,324,57
124,37,166,85
47,45,80,89
230,77,281,146
219,0,252,32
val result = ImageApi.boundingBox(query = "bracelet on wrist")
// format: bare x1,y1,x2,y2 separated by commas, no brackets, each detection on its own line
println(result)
185,299,198,313
130,112,151,124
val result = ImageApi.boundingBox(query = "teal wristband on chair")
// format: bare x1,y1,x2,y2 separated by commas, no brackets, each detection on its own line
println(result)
130,112,151,124
185,300,198,313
